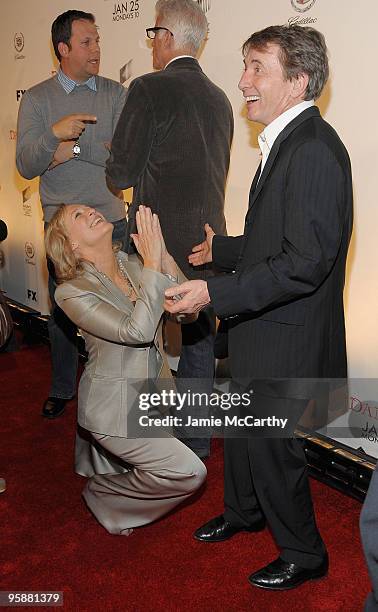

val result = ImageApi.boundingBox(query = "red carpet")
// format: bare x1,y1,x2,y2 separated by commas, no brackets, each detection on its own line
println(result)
0,341,371,611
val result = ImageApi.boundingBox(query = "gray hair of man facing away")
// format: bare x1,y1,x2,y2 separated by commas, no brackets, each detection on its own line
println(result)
243,24,329,101
155,0,208,55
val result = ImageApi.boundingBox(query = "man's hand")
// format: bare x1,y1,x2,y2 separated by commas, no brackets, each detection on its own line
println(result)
106,176,124,200
52,114,97,140
50,140,76,167
188,223,215,266
164,280,210,315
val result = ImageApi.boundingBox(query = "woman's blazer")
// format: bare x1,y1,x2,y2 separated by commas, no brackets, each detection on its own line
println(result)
55,252,180,437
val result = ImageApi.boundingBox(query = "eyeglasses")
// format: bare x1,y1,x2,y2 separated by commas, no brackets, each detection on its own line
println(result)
146,27,173,39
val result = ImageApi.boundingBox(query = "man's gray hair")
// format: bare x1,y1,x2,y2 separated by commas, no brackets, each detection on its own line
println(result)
155,0,208,54
243,25,329,101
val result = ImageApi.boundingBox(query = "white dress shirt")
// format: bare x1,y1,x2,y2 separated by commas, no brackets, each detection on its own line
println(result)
165,55,195,69
258,100,315,176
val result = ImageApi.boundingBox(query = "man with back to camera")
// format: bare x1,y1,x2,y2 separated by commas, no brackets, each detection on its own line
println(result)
16,10,127,419
165,24,353,590
106,0,233,459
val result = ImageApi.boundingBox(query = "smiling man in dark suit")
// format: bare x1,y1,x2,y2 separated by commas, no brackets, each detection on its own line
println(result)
106,0,233,459
165,24,353,590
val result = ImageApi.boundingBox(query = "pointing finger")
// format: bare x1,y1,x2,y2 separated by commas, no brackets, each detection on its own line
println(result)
73,114,97,122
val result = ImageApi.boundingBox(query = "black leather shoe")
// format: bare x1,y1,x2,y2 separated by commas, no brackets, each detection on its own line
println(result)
42,397,70,419
194,514,265,542
248,555,329,590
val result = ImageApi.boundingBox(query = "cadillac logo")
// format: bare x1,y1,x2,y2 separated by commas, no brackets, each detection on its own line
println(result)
291,0,316,12
14,32,24,53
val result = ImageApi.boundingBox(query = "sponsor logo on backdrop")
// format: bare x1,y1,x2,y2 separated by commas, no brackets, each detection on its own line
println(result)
21,187,32,217
196,0,211,12
27,288,37,302
288,14,317,25
14,32,25,60
25,242,36,266
16,90,26,102
14,32,24,52
120,60,133,85
350,396,378,444
291,0,316,11
288,0,317,25
362,422,378,444
112,2,140,21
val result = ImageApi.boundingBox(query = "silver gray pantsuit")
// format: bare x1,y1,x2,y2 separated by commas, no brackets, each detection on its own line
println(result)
55,253,206,535
83,433,206,535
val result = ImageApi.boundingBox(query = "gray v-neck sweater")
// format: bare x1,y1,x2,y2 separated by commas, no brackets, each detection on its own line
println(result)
16,75,127,222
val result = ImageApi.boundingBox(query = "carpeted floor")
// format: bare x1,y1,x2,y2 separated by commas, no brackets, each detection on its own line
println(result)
0,341,371,611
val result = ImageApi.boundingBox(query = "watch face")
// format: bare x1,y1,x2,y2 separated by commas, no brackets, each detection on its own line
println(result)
73,142,80,155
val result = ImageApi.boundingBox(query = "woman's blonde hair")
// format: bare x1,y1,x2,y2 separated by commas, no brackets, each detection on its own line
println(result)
44,204,84,283
45,204,121,283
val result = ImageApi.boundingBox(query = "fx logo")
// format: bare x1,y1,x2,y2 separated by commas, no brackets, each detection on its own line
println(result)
27,289,37,302
16,89,26,101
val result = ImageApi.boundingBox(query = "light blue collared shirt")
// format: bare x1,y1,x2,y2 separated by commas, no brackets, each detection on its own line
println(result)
57,68,97,94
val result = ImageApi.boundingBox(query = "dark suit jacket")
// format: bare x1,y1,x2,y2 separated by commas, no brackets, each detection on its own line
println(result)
106,57,234,279
208,107,353,398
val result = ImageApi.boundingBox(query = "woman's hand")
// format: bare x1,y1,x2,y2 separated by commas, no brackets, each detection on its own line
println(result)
131,205,162,271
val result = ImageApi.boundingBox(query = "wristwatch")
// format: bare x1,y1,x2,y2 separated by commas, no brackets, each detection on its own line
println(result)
72,139,81,158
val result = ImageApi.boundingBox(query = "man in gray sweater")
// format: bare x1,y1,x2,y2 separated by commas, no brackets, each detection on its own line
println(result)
16,10,127,419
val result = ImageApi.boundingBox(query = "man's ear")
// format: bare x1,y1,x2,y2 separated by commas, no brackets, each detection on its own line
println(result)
292,72,309,100
164,29,174,50
58,41,70,59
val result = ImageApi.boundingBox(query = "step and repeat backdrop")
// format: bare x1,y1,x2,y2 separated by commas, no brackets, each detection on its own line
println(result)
1,0,377,455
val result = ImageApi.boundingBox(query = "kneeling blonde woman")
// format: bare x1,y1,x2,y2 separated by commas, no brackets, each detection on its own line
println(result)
45,204,206,535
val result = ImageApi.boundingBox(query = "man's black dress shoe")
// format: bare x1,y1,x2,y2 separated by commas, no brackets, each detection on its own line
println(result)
42,397,70,419
194,514,265,542
248,555,329,590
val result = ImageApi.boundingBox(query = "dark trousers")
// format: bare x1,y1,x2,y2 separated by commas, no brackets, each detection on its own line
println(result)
175,307,216,457
360,463,378,612
223,394,327,569
46,217,128,399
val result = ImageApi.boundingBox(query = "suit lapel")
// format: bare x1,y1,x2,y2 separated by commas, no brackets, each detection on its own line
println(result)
82,254,165,363
246,106,320,217
248,144,281,210
248,161,261,209
120,252,166,371
82,253,142,310
118,252,142,296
